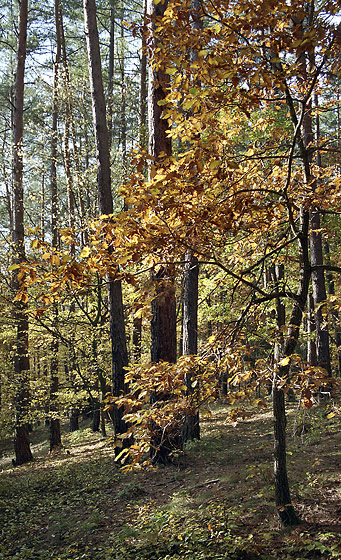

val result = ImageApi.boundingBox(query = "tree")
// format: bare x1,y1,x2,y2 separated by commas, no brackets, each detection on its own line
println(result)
11,0,33,466
83,0,129,442
48,0,62,452
111,0,340,522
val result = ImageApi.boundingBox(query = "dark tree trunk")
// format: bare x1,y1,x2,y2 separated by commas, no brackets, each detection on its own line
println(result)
107,0,115,149
49,334,61,451
69,408,79,432
12,0,33,466
182,251,200,441
295,9,332,377
148,0,175,366
131,0,147,363
151,267,177,364
309,210,331,376
182,252,199,356
49,0,62,453
147,0,179,464
272,209,310,526
83,0,129,442
139,0,147,149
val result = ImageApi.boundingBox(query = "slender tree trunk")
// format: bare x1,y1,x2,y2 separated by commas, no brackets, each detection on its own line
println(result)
147,0,179,464
131,0,147,363
12,0,32,466
296,6,332,377
60,12,88,248
49,0,62,452
182,251,200,441
119,5,127,188
148,0,175,366
273,210,310,526
83,0,129,442
151,267,177,364
107,0,115,150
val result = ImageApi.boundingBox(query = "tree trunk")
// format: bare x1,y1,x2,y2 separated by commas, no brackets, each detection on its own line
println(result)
69,408,79,432
107,0,115,150
295,7,332,377
49,0,62,453
272,208,310,526
131,0,147,363
83,0,129,442
182,251,200,441
12,0,32,466
151,267,177,364
147,0,179,464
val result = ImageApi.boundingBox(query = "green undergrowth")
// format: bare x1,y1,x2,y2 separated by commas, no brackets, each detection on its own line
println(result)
0,401,340,560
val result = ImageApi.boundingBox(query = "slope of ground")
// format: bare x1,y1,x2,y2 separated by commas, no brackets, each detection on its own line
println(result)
0,401,340,560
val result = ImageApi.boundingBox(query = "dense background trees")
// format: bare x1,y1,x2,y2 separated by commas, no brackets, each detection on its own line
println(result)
0,0,340,529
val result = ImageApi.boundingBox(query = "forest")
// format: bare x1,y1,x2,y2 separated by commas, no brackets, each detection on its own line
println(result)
0,0,340,558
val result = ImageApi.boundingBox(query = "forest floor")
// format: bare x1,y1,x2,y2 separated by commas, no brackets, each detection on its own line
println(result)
0,399,340,560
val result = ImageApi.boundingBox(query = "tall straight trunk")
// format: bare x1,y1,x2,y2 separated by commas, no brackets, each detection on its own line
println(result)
119,5,127,185
49,0,62,452
147,0,178,464
60,12,88,248
150,267,177,363
296,5,331,377
181,0,202,441
147,0,176,365
272,210,310,526
107,0,115,149
12,0,32,466
182,250,200,441
83,0,129,440
131,0,147,363
139,0,147,149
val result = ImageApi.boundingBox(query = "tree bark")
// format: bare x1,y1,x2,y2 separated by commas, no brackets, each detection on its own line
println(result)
273,209,310,526
107,0,115,150
182,251,200,441
49,0,62,453
147,0,180,464
296,6,332,377
12,0,33,466
83,0,129,441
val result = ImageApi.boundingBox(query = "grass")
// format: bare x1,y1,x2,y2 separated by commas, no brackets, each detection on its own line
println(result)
0,400,340,559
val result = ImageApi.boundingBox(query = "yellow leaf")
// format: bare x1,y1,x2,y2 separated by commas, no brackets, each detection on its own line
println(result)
80,246,91,259
278,356,290,366
42,253,51,260
8,264,20,271
50,254,60,266
209,159,220,170
31,239,39,248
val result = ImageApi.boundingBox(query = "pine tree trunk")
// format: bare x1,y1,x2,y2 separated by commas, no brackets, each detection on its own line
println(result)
83,0,129,442
69,408,79,432
12,0,32,466
147,0,179,464
49,0,62,453
182,251,200,441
